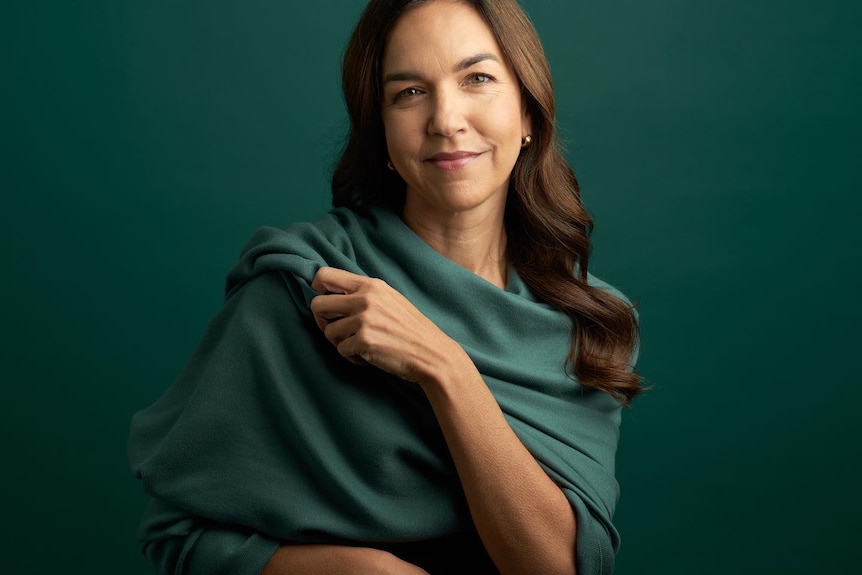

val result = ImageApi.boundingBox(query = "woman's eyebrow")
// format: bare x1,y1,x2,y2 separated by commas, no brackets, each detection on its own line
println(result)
453,52,499,72
382,52,500,85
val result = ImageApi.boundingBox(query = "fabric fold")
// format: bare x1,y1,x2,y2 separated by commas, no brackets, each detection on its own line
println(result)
128,206,631,574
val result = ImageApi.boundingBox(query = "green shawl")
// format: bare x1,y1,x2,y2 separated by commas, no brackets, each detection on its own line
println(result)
127,206,631,574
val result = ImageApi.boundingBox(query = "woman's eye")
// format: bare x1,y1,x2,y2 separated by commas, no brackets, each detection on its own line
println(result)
394,87,423,102
468,73,493,85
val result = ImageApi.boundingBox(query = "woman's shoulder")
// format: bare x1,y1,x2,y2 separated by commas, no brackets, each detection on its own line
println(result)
242,205,401,253
225,207,392,299
239,207,361,252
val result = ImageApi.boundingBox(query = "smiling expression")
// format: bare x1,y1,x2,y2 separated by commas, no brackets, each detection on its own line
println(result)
380,0,531,219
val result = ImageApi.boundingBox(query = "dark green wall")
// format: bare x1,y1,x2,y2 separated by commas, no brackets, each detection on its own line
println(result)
3,1,858,573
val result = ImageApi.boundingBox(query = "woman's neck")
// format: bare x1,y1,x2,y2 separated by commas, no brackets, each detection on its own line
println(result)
401,201,509,289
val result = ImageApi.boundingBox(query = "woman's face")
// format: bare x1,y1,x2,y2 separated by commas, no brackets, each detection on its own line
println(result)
380,0,531,219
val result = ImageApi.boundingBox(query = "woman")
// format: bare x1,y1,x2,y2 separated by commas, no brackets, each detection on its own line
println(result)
127,1,644,574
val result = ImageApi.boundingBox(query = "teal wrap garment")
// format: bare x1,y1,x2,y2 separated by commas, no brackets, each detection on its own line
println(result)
127,206,635,575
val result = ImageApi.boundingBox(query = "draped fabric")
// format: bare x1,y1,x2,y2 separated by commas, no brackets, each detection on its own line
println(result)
127,206,632,574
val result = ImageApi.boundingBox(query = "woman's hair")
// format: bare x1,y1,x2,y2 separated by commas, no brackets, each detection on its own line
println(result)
333,0,644,405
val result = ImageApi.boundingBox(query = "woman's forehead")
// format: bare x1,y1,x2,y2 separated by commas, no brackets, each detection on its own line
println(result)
382,1,504,72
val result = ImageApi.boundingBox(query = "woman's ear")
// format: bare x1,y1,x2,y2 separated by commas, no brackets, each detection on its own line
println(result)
520,95,533,140
521,109,533,144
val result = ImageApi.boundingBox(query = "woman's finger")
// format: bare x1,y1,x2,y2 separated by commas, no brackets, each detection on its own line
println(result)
336,333,375,367
311,266,366,294
311,290,376,333
321,314,359,347
310,292,347,317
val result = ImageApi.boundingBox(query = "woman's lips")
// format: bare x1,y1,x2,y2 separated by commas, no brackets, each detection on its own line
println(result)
425,151,481,171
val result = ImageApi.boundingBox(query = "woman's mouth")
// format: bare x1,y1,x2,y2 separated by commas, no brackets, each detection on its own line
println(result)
425,151,481,171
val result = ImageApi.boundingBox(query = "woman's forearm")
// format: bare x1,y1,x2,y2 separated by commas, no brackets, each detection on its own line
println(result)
419,346,578,575
260,544,430,575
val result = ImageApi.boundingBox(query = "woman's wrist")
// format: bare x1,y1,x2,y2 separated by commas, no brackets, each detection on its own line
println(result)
415,335,476,397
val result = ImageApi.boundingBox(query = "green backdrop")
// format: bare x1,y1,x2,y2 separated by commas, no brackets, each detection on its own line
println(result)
2,1,858,573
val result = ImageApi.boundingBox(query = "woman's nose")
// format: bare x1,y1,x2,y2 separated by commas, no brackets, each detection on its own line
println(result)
427,90,468,137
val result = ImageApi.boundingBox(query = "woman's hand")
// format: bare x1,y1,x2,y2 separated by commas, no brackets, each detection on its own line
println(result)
261,544,431,575
309,266,466,386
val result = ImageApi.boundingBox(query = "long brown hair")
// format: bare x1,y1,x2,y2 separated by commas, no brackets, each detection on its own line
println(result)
333,0,645,405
